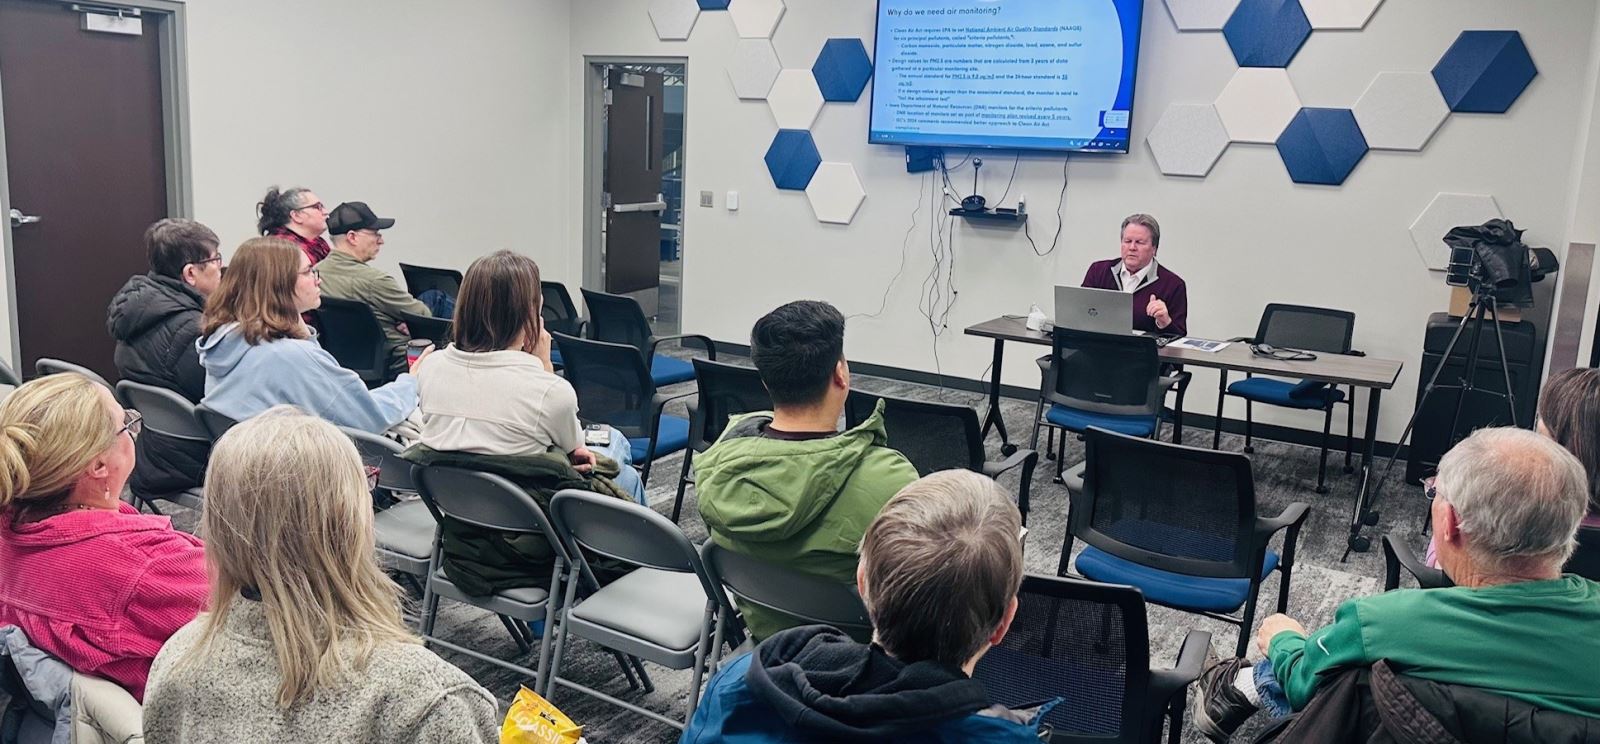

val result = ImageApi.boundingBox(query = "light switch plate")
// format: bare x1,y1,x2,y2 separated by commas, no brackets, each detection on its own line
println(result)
727,191,740,211
699,190,714,208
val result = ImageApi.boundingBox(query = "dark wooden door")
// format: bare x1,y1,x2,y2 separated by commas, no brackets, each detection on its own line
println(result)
604,68,665,296
0,0,168,379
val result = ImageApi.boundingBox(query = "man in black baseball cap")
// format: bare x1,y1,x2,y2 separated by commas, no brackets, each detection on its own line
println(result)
318,201,431,377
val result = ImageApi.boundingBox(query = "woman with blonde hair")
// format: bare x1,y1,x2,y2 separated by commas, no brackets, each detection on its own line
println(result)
196,237,420,433
143,406,497,741
0,373,207,701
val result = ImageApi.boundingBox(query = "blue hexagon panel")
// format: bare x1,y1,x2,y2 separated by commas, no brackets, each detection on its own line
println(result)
764,129,822,190
1432,30,1537,114
697,0,730,8
812,38,873,103
1276,108,1368,185
1223,0,1311,67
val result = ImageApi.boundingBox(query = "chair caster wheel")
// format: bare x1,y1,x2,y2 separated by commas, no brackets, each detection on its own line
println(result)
1001,443,1018,457
1363,510,1381,526
1243,445,1255,454
1315,485,1329,495
1348,535,1371,553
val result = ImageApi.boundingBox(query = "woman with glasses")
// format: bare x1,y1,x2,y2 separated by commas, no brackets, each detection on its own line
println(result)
0,372,208,701
256,185,331,264
197,238,422,434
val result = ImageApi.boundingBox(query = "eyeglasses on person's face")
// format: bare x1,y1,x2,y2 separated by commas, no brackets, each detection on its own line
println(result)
190,253,223,268
117,409,142,440
299,265,320,279
293,201,327,214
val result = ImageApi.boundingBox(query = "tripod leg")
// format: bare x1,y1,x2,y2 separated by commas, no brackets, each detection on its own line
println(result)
1486,299,1518,425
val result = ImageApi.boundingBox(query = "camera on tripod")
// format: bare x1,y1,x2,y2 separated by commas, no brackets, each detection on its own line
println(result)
1443,218,1560,307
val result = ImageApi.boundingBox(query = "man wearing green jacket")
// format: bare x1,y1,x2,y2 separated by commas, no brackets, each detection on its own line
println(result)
318,201,433,378
696,300,918,641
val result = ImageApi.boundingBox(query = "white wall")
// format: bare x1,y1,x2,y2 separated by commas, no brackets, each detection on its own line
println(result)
566,0,1600,442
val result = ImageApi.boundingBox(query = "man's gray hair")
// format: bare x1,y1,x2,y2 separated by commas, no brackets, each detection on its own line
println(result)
1436,426,1589,568
1121,213,1161,248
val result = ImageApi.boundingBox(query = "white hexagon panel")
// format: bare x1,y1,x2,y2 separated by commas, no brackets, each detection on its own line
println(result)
1163,0,1242,31
649,0,700,40
766,69,824,129
1409,193,1502,271
728,39,782,100
1353,71,1449,151
1214,68,1302,144
1300,0,1383,30
806,163,866,225
729,0,785,38
1147,103,1230,177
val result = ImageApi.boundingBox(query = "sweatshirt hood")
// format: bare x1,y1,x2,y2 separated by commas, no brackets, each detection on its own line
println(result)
106,273,204,342
196,322,250,378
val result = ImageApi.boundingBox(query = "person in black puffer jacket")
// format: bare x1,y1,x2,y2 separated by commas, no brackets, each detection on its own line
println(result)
105,218,225,499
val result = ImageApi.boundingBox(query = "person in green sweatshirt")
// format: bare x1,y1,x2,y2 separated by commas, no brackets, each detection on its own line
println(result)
1195,426,1600,742
695,300,918,641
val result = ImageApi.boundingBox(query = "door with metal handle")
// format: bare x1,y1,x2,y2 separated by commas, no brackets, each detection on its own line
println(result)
8,208,41,227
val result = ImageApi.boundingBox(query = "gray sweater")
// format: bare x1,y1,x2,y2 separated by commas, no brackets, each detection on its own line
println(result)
142,600,498,743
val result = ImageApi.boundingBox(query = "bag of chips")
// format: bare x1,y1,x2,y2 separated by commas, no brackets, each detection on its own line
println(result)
500,686,584,744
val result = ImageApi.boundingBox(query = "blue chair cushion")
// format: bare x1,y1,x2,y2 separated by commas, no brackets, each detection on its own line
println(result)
1228,377,1345,409
630,414,691,463
549,347,563,368
650,354,696,386
1045,405,1157,438
1076,544,1281,614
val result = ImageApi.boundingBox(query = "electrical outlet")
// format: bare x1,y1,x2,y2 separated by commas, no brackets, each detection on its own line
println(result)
1018,193,1028,214
699,190,714,208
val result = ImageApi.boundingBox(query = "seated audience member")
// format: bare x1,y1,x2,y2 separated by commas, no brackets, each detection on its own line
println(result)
256,185,331,264
315,201,433,378
106,218,224,500
143,407,497,742
1196,427,1600,742
682,470,1054,742
196,237,419,433
0,373,207,701
695,300,918,641
1081,213,1188,337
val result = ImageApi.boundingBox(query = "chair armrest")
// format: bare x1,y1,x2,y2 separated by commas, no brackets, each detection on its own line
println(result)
981,448,1038,478
651,390,698,414
1148,629,1213,707
1348,349,1366,357
649,333,718,361
1382,534,1449,590
1158,374,1184,391
1258,502,1311,536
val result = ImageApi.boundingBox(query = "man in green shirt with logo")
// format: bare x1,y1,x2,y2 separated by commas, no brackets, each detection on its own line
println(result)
1197,426,1600,741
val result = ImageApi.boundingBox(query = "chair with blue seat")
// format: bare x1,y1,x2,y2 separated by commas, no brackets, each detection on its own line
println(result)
1212,304,1358,494
1030,328,1179,481
1062,427,1309,657
580,288,715,387
551,332,692,488
541,281,587,370
672,358,772,524
399,263,463,303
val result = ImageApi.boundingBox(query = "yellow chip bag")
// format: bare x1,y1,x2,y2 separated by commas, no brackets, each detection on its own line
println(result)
500,686,583,744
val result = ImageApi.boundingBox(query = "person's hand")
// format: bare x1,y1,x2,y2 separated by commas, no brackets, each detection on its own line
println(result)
533,327,554,369
1257,614,1308,656
408,344,435,375
569,446,597,473
396,322,410,336
1147,295,1171,329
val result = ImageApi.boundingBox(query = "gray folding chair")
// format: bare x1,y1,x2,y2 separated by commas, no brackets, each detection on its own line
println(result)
113,381,206,512
193,404,237,442
337,427,432,582
0,359,21,388
701,541,867,642
35,358,113,390
548,488,733,728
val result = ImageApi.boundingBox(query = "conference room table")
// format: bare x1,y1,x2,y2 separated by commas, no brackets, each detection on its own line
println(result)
964,316,1405,554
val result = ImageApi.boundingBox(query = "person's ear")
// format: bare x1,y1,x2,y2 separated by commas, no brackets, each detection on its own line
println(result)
834,358,849,389
1438,501,1465,546
855,562,868,598
986,595,1019,647
181,263,200,287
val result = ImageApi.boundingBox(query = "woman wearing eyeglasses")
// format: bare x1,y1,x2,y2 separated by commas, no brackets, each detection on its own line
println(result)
197,238,422,434
257,185,331,264
0,372,208,701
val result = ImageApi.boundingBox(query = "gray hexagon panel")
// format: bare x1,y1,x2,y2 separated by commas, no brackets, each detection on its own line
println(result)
1300,0,1383,29
1352,71,1449,151
1409,193,1502,271
1164,0,1242,31
729,0,786,39
648,0,700,40
766,69,824,129
729,39,782,100
1147,103,1230,177
1214,68,1302,143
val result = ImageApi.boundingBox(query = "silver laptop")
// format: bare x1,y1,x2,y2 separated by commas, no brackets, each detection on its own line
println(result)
1053,285,1133,335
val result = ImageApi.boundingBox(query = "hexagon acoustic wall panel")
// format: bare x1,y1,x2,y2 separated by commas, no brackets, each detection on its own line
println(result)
767,69,825,129
764,130,822,191
697,0,730,8
1147,104,1230,177
1299,0,1382,30
806,163,867,224
729,39,782,100
1352,71,1449,151
1276,108,1368,185
1163,0,1242,31
730,0,785,39
1214,68,1302,143
649,0,700,41
1432,30,1537,114
1222,0,1312,67
1409,193,1502,270
812,39,873,103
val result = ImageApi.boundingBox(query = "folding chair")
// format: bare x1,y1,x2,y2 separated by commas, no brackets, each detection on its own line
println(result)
337,426,433,584
34,358,113,390
193,404,238,442
113,380,207,512
702,541,864,642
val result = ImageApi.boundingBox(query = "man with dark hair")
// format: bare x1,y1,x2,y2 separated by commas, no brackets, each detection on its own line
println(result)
682,470,1056,742
695,300,917,641
105,218,223,499
316,201,432,378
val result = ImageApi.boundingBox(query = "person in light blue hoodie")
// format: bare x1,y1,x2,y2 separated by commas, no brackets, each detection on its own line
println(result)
196,237,418,434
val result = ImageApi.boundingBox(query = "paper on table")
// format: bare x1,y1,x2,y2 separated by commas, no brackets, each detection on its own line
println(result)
1167,337,1231,352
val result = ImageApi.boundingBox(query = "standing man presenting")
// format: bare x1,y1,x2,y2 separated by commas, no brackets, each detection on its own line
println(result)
1081,213,1188,337
317,201,432,378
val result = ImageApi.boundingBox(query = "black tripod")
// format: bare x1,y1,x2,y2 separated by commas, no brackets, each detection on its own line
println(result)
1344,285,1518,557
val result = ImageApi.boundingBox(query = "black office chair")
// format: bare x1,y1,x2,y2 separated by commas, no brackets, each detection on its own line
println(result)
541,281,585,369
399,263,463,304
1213,304,1359,494
401,311,452,348
702,542,859,643
1384,527,1600,590
673,359,772,523
1032,329,1179,480
845,390,1040,525
973,575,1211,744
34,358,114,390
580,288,716,387
113,381,208,513
1063,427,1310,657
314,297,389,385
551,332,692,488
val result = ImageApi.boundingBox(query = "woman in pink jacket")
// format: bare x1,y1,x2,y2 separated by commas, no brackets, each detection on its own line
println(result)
0,372,208,701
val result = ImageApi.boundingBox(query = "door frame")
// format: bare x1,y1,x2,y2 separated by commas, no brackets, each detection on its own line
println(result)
0,0,193,370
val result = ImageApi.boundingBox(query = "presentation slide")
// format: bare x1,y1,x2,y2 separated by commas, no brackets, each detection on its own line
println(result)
869,0,1144,153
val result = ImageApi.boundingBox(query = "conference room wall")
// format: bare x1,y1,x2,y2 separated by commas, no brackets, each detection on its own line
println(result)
565,0,1600,444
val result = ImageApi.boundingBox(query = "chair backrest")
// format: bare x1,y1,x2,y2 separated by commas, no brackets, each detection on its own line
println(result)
415,466,562,548
1073,427,1261,579
338,426,417,495
701,542,871,637
314,297,388,380
34,358,113,391
541,281,585,337
1254,304,1355,355
580,288,654,357
0,359,21,388
193,404,238,442
690,359,772,451
845,390,984,474
972,574,1153,743
1565,526,1600,581
114,381,209,443
398,263,463,301
1044,329,1165,418
401,311,453,347
549,489,724,604
550,332,656,437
